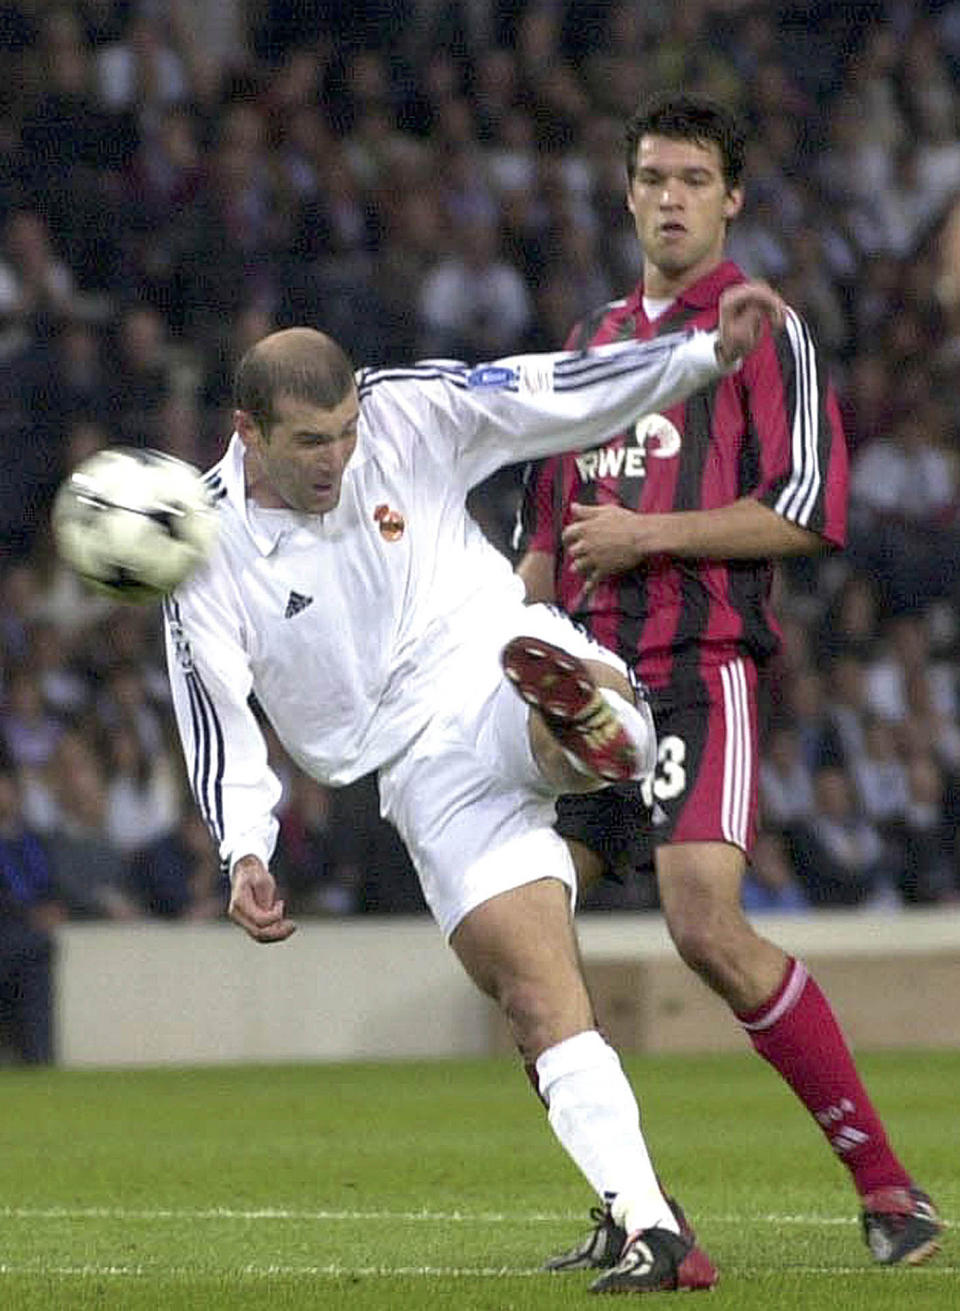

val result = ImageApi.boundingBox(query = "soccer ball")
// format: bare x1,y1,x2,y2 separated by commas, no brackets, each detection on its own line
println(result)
52,447,219,603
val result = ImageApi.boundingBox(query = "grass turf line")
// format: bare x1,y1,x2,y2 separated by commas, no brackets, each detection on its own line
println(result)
0,1051,954,1310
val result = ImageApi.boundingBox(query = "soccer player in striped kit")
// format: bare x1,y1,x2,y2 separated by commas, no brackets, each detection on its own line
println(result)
517,93,940,1282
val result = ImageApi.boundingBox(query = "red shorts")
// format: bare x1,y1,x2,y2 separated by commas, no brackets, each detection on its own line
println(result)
555,657,759,876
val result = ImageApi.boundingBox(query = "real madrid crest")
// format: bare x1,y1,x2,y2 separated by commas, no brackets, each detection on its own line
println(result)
374,503,405,541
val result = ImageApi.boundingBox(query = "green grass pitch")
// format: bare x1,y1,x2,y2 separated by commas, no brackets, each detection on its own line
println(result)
0,1051,955,1309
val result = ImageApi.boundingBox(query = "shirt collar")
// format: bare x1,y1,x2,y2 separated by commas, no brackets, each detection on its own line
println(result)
637,260,744,315
212,433,278,556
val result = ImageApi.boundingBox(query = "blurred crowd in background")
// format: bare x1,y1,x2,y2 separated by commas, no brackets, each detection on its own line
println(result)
4,0,960,973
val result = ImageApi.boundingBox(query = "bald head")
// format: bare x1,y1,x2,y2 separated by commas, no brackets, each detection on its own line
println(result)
235,328,356,434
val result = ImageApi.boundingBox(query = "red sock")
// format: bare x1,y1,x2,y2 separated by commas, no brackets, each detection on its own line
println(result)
737,958,911,1198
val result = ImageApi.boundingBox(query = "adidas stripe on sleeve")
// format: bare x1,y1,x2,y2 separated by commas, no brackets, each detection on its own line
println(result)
361,331,728,493
163,591,282,873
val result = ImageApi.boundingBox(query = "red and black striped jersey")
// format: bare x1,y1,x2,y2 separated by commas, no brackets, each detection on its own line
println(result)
517,260,848,685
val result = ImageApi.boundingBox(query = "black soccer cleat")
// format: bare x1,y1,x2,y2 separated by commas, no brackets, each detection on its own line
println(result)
861,1186,942,1265
589,1224,718,1294
543,1196,698,1273
543,1204,626,1272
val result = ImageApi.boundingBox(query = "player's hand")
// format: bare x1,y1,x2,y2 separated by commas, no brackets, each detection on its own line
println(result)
716,280,785,365
228,854,297,944
562,502,645,594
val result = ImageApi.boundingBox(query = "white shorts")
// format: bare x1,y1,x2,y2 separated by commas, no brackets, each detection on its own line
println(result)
378,602,629,939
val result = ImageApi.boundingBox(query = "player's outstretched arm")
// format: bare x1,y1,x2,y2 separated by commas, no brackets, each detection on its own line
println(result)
229,854,296,943
431,279,785,494
716,281,785,366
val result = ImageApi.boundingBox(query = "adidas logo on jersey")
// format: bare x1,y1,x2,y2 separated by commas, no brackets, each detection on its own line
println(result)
284,590,313,618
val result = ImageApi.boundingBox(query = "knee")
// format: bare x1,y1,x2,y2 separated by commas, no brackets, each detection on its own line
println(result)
498,973,552,1037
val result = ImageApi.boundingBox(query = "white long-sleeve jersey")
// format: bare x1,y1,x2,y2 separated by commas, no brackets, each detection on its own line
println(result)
163,329,727,871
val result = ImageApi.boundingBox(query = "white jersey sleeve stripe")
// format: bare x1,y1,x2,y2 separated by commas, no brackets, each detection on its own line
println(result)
183,674,212,836
357,365,470,400
188,669,226,844
170,589,225,846
552,352,676,392
774,309,820,526
552,335,678,385
164,584,281,872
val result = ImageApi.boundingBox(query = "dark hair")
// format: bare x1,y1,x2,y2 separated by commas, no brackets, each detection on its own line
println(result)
624,92,745,190
234,328,356,434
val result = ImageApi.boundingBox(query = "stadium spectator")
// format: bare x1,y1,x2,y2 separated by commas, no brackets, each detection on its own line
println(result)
852,716,912,847
273,773,359,916
848,404,960,614
759,725,816,835
0,766,61,1064
903,665,960,781
93,9,189,128
0,665,64,779
822,654,871,766
780,668,846,774
899,752,954,904
120,103,204,306
778,225,851,359
100,721,180,855
94,660,166,758
790,765,890,908
24,620,89,722
29,317,112,439
128,808,224,920
815,572,879,665
839,347,895,453
515,92,940,1271
417,212,533,358
153,394,207,467
200,305,278,434
17,7,133,294
0,209,82,351
741,830,809,914
173,102,280,339
105,304,175,447
865,613,958,726
374,184,446,360
0,562,44,664
42,730,139,921
330,772,425,917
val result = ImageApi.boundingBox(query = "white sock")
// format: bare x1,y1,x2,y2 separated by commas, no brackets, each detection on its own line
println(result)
535,1030,678,1236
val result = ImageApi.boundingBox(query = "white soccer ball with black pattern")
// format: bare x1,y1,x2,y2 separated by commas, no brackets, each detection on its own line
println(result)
52,447,218,603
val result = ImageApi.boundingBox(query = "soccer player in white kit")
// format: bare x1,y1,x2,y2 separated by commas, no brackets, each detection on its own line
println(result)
163,282,782,1294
